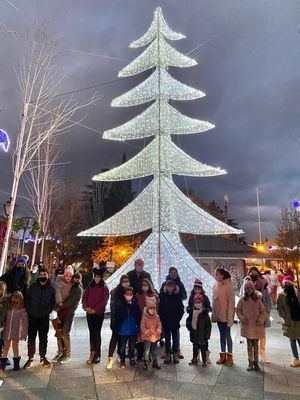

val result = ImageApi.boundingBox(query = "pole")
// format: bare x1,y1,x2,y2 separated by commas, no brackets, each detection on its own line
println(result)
256,187,262,245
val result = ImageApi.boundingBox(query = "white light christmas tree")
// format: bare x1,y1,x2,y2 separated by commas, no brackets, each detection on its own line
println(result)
78,7,242,296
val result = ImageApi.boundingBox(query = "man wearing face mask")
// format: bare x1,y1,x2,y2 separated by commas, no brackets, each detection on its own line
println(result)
23,268,56,368
127,259,153,294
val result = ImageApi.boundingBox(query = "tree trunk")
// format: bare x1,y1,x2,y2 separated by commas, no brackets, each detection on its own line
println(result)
30,232,40,269
40,237,45,261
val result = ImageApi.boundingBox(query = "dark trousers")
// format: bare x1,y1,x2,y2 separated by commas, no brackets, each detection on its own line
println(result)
57,314,74,357
136,341,144,360
28,315,50,358
108,330,120,358
119,335,137,360
86,313,104,358
193,342,207,363
217,321,233,353
164,327,179,353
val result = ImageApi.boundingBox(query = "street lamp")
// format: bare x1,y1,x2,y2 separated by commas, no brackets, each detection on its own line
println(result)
4,198,13,217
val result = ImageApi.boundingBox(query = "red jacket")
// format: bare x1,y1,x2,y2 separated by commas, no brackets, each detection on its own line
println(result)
82,282,109,315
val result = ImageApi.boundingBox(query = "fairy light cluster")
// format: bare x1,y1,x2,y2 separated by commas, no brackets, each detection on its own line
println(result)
78,7,243,292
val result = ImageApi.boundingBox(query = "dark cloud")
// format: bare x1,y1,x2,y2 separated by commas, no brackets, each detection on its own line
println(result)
1,0,300,241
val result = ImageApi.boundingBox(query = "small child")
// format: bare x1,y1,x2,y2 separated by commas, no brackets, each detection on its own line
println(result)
158,279,184,364
187,292,212,367
117,287,141,369
140,297,162,370
0,281,9,357
1,291,28,371
236,281,266,372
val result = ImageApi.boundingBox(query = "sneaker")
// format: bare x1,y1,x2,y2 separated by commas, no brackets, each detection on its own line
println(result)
120,360,126,369
52,354,62,363
290,358,300,368
23,358,34,369
106,357,113,370
40,357,51,367
59,355,71,364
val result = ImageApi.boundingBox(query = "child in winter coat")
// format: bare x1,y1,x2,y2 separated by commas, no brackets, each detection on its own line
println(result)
117,287,141,369
0,281,9,357
1,291,28,371
277,275,300,367
140,297,162,370
236,281,266,372
158,279,184,364
187,292,212,367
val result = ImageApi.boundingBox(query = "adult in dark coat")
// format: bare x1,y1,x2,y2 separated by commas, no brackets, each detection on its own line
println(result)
160,267,187,300
24,268,56,368
158,280,184,364
0,257,30,298
106,274,130,369
127,258,153,294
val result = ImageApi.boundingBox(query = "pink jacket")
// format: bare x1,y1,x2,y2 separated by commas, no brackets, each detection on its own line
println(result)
236,296,266,339
212,279,235,327
140,309,162,343
3,307,28,341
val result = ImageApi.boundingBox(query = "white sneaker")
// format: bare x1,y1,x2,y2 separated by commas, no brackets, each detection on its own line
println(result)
106,357,113,370
290,358,300,368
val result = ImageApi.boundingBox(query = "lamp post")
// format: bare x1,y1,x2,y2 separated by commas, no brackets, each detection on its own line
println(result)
19,217,35,256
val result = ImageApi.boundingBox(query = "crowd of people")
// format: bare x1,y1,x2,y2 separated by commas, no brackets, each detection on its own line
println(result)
0,256,299,374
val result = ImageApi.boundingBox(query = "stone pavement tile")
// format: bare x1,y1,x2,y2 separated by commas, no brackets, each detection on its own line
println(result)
153,378,182,399
209,395,253,400
264,373,288,386
264,392,294,400
96,382,132,400
211,382,263,400
127,378,155,398
48,375,95,390
46,386,97,400
264,381,291,395
133,368,155,381
51,359,88,370
93,369,118,384
192,373,218,386
153,371,177,381
0,388,47,400
114,369,136,382
178,383,212,400
50,367,93,379
287,375,300,387
217,370,263,387
176,371,196,383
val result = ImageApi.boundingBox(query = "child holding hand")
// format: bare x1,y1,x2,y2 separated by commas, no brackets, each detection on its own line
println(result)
140,297,162,370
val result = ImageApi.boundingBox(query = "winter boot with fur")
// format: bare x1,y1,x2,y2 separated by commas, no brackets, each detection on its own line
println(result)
13,357,21,371
216,352,226,365
189,357,198,365
225,353,234,367
87,351,95,365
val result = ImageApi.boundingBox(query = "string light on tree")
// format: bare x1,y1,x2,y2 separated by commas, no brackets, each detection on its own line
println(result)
78,7,243,295
0,129,10,152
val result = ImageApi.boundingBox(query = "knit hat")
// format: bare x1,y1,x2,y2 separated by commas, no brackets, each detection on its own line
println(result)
194,278,203,287
244,280,255,292
64,266,74,275
282,275,294,285
165,279,175,286
16,257,27,265
146,297,157,308
93,266,106,277
193,293,204,303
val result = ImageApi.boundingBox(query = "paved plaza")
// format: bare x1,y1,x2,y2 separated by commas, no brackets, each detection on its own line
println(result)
0,307,300,400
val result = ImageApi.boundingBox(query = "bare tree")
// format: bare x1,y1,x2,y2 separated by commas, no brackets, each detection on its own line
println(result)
0,30,99,274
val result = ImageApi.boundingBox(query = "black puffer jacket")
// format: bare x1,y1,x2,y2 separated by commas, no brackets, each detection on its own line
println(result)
160,275,187,300
0,267,29,298
158,290,184,329
127,269,153,294
25,279,56,318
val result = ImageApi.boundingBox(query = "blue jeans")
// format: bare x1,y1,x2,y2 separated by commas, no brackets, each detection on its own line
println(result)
290,339,300,359
144,341,158,362
119,335,137,360
164,327,179,353
217,321,233,353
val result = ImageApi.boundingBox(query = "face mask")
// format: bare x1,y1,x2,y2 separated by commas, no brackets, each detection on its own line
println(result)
122,282,130,288
38,277,48,283
250,274,258,282
125,295,133,302
135,266,143,273
245,288,254,296
169,273,178,280
142,286,149,292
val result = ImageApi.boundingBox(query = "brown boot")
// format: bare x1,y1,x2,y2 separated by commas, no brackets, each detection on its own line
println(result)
216,352,226,365
225,353,234,367
87,351,95,364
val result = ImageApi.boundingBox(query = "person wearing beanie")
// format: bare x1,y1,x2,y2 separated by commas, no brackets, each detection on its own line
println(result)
106,275,130,370
186,289,212,367
140,297,162,370
212,268,235,367
0,257,30,298
247,266,272,364
23,268,56,369
236,280,266,372
158,280,184,364
187,279,212,364
82,266,109,365
277,276,300,367
117,287,141,369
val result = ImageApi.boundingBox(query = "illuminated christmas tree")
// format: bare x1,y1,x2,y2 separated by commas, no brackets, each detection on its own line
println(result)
78,7,242,294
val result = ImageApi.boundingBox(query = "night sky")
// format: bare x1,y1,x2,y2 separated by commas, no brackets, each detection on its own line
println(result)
1,0,300,242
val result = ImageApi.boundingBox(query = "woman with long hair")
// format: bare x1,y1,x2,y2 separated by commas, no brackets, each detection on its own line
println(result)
212,267,235,366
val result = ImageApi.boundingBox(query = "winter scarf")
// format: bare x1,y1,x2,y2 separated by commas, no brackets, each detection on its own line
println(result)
284,285,300,321
191,308,202,330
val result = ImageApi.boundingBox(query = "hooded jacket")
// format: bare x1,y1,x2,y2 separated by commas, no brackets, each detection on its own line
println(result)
236,295,266,339
277,291,300,339
26,279,56,318
212,279,235,327
158,287,184,329
62,283,83,315
117,298,141,336
160,274,187,300
140,307,162,343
